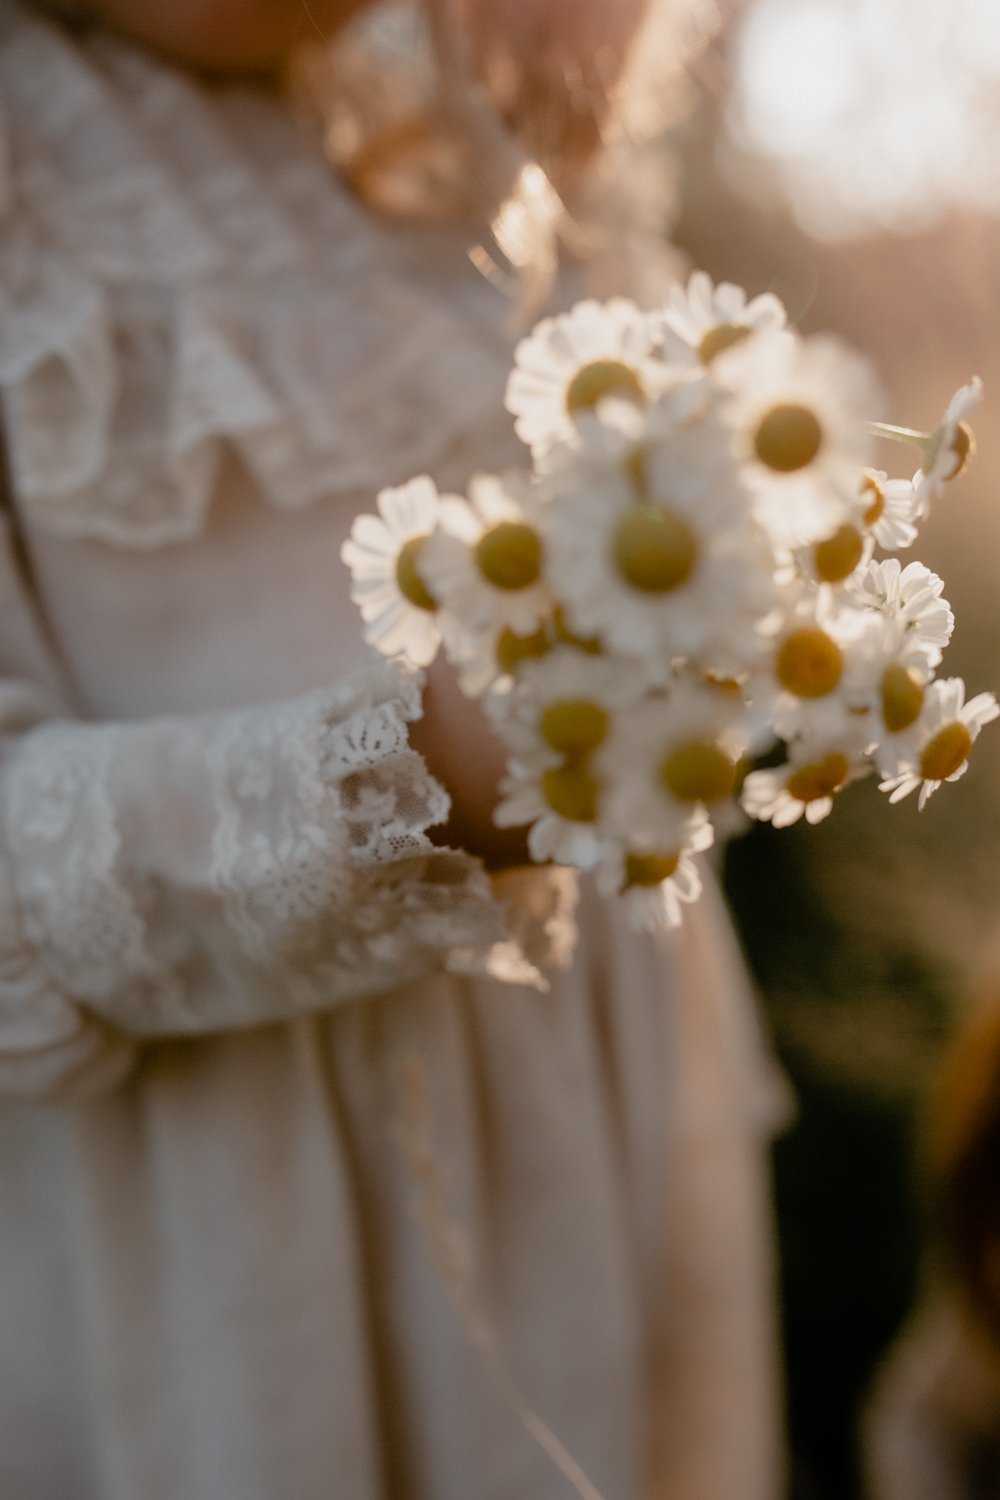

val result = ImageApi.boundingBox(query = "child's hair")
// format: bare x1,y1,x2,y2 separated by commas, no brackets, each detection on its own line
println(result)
293,0,704,311
31,0,705,312
426,0,654,189
299,0,661,202
931,984,1000,1346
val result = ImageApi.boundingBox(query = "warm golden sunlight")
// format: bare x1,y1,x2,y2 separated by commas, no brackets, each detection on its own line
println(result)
727,0,1000,238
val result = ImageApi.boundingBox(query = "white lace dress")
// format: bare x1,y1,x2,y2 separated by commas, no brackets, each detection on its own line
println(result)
0,6,785,1498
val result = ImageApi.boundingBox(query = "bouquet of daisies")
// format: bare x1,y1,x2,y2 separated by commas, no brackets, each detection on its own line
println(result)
343,272,997,930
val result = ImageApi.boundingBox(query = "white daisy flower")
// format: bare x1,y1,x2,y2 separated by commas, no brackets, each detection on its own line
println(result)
594,809,715,931
447,618,553,699
748,589,869,744
846,558,953,670
541,395,777,668
715,331,881,548
799,465,923,586
801,521,874,588
504,298,662,457
419,473,551,643
870,662,934,778
493,740,613,870
340,475,446,666
599,681,752,849
487,647,645,762
879,677,999,809
489,650,646,870
533,382,713,513
835,611,937,776
659,270,787,368
912,377,982,515
447,598,610,698
741,728,872,829
858,469,921,551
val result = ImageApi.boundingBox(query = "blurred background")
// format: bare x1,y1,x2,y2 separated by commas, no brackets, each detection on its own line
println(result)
668,0,1000,1494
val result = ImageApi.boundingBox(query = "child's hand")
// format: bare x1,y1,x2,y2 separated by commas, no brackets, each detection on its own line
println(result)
408,655,531,870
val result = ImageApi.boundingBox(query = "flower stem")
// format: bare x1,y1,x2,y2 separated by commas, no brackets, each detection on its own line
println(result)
867,421,929,452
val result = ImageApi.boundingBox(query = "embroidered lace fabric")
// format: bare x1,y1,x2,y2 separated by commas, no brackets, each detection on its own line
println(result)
0,655,574,1088
0,3,506,548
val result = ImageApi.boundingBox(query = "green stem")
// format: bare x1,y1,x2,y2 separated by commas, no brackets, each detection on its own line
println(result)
867,421,930,453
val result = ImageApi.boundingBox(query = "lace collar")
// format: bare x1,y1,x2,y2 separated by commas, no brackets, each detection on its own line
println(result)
0,2,512,548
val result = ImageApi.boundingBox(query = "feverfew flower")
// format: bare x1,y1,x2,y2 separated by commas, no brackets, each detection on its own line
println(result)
913,378,983,516
446,617,553,699
847,558,953,670
800,521,874,588
341,475,445,666
839,612,935,776
542,396,775,668
742,728,872,828
750,590,868,743
659,270,787,368
493,742,612,870
505,298,660,457
858,469,921,551
600,681,751,848
798,467,924,585
595,809,715,930
420,473,551,640
716,331,881,547
879,677,999,809
489,649,647,869
488,648,645,763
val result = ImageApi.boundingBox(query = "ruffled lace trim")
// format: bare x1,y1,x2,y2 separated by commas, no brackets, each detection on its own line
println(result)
0,658,576,1066
0,3,509,548
319,660,578,993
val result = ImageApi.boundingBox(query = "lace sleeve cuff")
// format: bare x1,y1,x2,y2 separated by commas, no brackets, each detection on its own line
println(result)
0,660,573,1047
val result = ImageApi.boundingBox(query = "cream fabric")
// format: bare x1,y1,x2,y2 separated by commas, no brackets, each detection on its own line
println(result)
0,5,785,1497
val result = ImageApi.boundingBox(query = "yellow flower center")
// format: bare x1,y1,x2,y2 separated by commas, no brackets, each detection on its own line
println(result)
496,623,552,676
919,721,972,782
754,403,823,473
541,761,601,822
395,535,437,611
565,359,645,414
613,506,698,593
776,627,843,698
624,850,681,888
786,753,850,804
881,664,925,734
539,698,610,757
861,474,885,526
475,522,543,591
698,322,752,364
941,421,975,481
660,740,736,803
813,524,865,584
